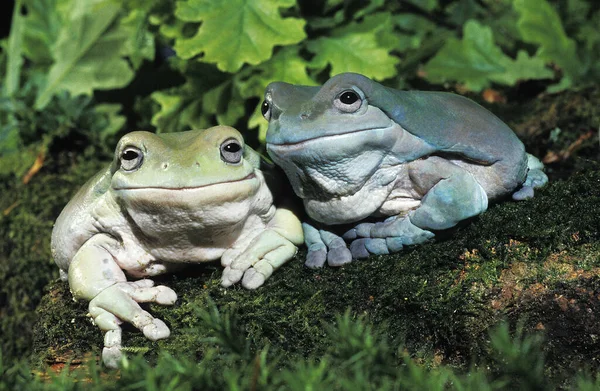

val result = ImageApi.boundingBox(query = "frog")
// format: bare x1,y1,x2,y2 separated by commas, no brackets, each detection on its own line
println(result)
261,72,547,268
50,125,303,368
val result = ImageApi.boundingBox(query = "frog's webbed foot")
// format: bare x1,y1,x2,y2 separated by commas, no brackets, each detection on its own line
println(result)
303,223,352,268
88,279,177,368
343,217,435,258
221,229,298,290
512,154,548,201
68,236,177,368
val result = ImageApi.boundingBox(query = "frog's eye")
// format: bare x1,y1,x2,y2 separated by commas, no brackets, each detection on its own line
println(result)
334,90,362,112
120,147,143,171
261,100,271,121
220,139,243,164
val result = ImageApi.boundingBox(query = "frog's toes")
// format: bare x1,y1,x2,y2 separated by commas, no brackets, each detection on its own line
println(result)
102,346,122,369
142,318,170,341
241,267,266,290
326,245,353,266
129,284,177,305
221,266,244,288
512,185,535,201
349,239,370,259
349,238,389,258
342,223,375,240
305,243,327,268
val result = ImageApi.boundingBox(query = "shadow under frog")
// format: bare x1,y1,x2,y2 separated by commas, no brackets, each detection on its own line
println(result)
51,125,303,368
262,72,547,268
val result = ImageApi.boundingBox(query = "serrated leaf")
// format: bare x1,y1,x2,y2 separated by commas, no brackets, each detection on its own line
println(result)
491,50,552,86
307,15,399,80
20,0,66,65
202,81,246,126
120,9,156,69
151,62,229,133
34,1,135,109
93,103,126,140
236,46,316,141
513,0,582,90
423,20,552,91
173,0,306,72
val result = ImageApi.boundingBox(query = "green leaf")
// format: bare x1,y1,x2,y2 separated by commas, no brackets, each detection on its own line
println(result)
34,0,135,109
513,0,582,90
4,0,25,97
173,0,306,72
423,20,552,91
151,62,229,133
93,103,127,140
202,81,246,127
20,0,66,65
307,14,399,81
237,46,316,141
120,8,156,70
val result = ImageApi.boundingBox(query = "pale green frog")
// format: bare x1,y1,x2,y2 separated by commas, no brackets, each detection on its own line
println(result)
51,125,303,367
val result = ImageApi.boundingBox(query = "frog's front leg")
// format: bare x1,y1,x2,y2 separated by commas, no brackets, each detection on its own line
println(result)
68,234,177,368
221,208,304,289
345,157,488,258
301,223,353,268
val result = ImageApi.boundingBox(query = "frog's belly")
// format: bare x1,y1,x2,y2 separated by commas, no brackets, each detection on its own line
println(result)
113,215,268,277
305,164,422,224
375,189,421,217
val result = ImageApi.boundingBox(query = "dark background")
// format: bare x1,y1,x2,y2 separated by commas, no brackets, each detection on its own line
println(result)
2,1,14,38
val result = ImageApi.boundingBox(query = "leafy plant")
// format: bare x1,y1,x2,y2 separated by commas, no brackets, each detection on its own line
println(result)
2,310,598,390
2,0,600,176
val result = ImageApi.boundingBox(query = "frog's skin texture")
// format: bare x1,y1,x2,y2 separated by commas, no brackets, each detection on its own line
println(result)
262,73,547,268
51,125,303,368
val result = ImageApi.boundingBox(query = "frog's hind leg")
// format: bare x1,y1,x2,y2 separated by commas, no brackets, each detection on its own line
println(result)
512,154,548,201
345,157,488,257
68,235,177,368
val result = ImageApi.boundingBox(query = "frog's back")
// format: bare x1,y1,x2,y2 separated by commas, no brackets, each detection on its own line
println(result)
51,167,113,274
381,89,528,198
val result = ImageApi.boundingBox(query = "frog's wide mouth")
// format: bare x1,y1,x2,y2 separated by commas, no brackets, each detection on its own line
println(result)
113,172,256,191
267,125,391,149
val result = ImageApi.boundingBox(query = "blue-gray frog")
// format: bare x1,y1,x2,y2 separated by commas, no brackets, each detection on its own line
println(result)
262,73,547,268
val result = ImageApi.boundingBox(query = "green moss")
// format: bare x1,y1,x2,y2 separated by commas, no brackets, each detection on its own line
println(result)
0,151,106,362
29,162,600,386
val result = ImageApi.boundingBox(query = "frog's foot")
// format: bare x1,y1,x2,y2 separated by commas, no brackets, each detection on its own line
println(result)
303,223,352,268
221,230,297,290
343,217,435,258
513,154,548,201
88,280,177,368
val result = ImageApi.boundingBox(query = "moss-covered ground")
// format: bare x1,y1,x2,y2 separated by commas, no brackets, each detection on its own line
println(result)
1,87,599,388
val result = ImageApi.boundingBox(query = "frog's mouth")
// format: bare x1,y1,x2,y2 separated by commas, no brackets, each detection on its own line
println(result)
113,172,256,191
267,126,391,150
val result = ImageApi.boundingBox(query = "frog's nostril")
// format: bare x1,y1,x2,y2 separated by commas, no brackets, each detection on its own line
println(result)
300,113,308,120
195,162,200,168
162,163,168,170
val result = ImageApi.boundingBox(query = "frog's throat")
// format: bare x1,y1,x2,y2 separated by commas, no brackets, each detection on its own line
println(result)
267,125,391,149
112,172,256,191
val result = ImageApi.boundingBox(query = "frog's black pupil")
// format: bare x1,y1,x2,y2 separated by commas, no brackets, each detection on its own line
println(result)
340,91,359,105
122,150,138,160
224,143,241,153
261,101,269,115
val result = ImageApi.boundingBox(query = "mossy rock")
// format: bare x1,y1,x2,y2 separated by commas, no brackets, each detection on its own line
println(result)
32,160,600,381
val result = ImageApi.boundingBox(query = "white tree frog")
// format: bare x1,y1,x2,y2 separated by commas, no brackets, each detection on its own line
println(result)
261,73,547,268
51,125,303,367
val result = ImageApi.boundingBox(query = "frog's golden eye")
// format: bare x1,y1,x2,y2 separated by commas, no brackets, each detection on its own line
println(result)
334,89,362,113
120,147,143,171
220,139,243,164
261,100,271,121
